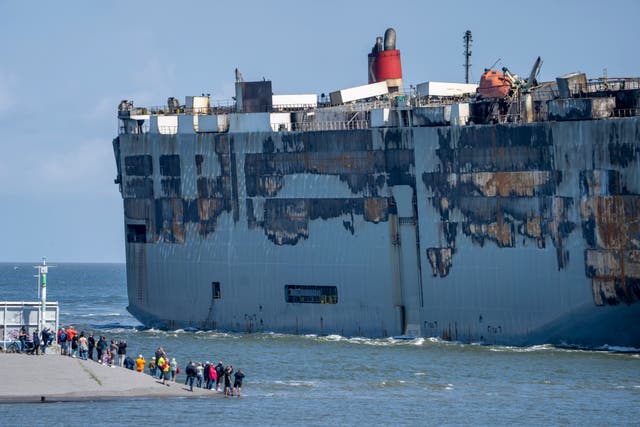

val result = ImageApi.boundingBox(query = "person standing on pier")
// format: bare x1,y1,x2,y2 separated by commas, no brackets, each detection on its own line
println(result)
136,355,146,373
185,361,197,391
57,328,67,355
18,326,28,352
78,332,88,360
118,339,127,367
170,357,178,382
203,361,211,389
87,332,96,360
31,328,40,355
65,326,77,357
215,361,224,391
148,356,157,377
41,327,51,355
159,355,170,386
109,339,118,367
196,362,204,388
209,363,217,390
96,335,107,363
233,368,245,397
223,365,233,396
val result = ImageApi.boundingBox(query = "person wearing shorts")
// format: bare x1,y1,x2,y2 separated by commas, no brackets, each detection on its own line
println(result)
233,368,245,397
224,365,233,396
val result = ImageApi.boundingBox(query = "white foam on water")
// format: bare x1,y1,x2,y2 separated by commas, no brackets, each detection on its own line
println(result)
598,345,640,353
378,380,409,388
74,312,123,317
322,334,346,342
489,344,556,353
272,380,317,388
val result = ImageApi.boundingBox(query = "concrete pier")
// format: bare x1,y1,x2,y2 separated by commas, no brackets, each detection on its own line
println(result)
0,354,217,402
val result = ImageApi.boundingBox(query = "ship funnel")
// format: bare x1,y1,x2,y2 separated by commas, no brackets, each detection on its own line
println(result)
368,27,403,93
383,28,396,51
374,36,383,54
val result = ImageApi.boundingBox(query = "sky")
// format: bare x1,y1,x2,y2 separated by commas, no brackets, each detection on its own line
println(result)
0,0,638,263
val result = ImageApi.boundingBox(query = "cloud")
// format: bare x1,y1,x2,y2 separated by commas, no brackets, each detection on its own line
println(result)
0,69,17,114
0,136,117,197
83,95,120,121
133,58,177,93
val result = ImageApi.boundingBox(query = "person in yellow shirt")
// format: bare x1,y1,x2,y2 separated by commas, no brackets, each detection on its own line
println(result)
136,355,145,373
157,356,165,379
158,355,170,386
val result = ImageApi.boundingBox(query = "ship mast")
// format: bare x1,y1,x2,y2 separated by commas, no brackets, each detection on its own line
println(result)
463,30,472,84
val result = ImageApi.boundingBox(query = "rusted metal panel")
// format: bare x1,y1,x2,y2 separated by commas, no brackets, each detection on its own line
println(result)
196,198,228,236
548,98,615,121
456,171,554,197
581,196,640,250
363,197,388,223
581,186,640,305
426,247,452,277
154,198,184,244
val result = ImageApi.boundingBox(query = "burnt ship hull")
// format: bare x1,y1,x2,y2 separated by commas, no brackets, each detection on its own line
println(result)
113,118,640,348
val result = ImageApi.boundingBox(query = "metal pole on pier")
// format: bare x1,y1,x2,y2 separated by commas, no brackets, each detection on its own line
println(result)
38,257,48,331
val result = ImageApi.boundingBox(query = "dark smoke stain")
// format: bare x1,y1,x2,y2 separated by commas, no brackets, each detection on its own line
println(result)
254,198,390,245
426,248,453,277
422,123,574,270
608,142,637,167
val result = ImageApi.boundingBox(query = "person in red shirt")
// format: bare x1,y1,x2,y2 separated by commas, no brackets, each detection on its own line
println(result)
65,326,77,357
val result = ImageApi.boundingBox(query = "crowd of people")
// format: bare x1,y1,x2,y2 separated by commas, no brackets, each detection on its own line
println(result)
148,347,245,396
9,325,246,397
15,324,52,355
49,325,246,396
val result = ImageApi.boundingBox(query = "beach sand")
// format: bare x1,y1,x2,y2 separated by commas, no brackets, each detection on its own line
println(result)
0,353,217,402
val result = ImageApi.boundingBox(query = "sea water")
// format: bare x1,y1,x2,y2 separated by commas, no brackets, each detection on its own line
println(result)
0,263,638,426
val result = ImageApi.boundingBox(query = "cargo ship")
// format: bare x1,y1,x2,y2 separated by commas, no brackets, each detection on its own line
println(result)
113,29,640,347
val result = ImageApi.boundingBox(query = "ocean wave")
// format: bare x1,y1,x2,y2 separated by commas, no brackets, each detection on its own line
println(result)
424,383,455,391
121,328,240,340
271,380,317,389
319,334,345,342
309,335,431,347
596,345,640,353
378,380,408,388
488,344,556,353
71,312,125,318
93,324,142,332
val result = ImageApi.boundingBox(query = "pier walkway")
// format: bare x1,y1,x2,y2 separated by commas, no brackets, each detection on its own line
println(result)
0,354,215,402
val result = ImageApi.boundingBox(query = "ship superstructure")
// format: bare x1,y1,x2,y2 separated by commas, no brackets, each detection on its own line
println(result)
113,29,640,347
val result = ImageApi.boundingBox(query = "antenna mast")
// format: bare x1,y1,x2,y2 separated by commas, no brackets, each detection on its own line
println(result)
463,30,472,84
